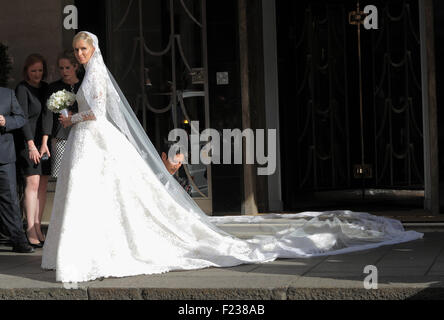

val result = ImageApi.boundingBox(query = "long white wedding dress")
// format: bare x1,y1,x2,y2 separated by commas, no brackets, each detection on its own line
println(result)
41,32,423,283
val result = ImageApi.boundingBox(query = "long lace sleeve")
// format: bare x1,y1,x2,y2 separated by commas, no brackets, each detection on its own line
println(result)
71,109,95,124
71,68,107,124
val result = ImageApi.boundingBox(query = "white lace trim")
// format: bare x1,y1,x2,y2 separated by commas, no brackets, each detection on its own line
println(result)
71,110,95,124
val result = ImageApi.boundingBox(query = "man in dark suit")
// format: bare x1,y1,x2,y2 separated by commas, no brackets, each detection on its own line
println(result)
0,87,34,253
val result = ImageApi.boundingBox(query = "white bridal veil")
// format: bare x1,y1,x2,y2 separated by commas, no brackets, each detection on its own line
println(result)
80,31,211,220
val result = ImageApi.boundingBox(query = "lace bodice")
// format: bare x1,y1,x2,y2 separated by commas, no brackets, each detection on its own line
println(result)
75,87,90,113
71,58,107,124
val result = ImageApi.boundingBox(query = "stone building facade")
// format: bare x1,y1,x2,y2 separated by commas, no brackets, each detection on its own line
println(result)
0,0,443,224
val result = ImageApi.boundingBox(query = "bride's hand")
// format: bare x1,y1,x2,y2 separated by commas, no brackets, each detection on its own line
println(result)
59,114,73,128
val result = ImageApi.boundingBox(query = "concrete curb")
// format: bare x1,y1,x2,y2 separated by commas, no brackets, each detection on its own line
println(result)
1,286,444,300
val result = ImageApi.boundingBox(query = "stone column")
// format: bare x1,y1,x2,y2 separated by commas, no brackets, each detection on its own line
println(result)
61,0,77,49
262,0,283,212
419,0,439,214
238,0,259,215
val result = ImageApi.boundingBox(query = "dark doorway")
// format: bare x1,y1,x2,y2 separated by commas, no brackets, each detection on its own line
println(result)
434,0,444,212
277,0,425,211
206,0,243,214
75,0,108,60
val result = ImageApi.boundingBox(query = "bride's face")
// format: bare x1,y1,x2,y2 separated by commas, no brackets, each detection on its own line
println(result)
74,39,95,65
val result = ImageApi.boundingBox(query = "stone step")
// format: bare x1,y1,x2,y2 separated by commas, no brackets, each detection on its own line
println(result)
403,223,444,232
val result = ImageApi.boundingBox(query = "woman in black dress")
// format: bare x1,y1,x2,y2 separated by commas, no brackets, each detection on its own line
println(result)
15,54,51,248
46,50,81,179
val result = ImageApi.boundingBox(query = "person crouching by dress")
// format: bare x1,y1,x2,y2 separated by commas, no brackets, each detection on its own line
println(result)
46,50,81,179
14,54,51,248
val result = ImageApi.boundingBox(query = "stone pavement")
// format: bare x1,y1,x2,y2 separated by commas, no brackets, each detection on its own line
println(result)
0,224,443,300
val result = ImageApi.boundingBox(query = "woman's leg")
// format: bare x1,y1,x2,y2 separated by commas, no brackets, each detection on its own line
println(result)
24,175,40,244
36,175,49,242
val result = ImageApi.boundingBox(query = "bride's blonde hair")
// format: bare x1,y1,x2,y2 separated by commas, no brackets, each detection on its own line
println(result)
72,32,94,48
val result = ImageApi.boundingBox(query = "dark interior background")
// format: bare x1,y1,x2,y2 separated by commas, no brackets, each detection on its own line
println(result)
433,0,444,212
75,0,443,214
276,0,430,211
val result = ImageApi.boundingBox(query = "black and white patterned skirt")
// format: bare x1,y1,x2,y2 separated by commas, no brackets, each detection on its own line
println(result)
51,138,67,178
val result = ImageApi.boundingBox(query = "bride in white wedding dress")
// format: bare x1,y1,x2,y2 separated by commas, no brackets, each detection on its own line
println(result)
41,31,423,283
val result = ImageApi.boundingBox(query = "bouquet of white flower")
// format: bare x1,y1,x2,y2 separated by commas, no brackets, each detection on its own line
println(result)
46,89,76,117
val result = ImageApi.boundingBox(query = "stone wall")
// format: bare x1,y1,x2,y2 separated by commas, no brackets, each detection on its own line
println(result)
0,0,76,224
0,0,65,89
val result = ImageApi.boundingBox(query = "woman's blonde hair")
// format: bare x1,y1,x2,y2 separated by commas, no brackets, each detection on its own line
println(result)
72,32,94,48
